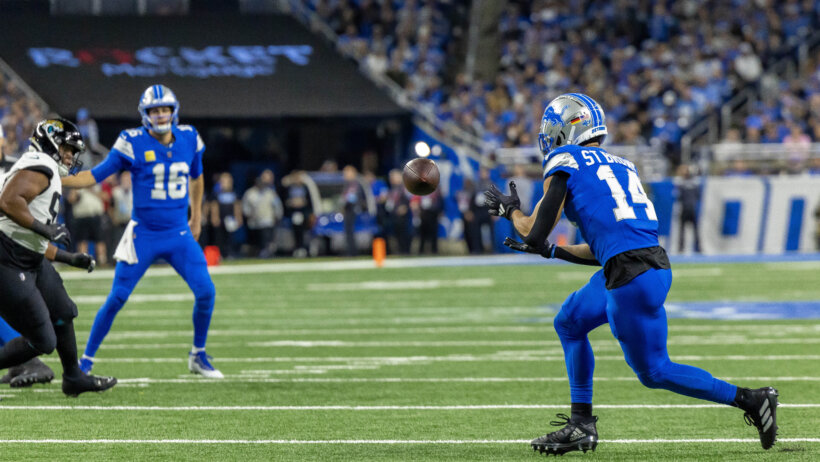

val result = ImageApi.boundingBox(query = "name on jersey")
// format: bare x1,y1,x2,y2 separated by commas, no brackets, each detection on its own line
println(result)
580,149,636,171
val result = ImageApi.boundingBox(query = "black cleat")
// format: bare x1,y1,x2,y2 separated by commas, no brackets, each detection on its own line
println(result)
62,373,117,397
531,413,598,456
8,358,55,388
740,387,779,450
0,365,24,384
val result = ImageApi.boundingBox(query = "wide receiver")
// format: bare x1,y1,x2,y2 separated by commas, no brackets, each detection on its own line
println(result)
485,93,778,455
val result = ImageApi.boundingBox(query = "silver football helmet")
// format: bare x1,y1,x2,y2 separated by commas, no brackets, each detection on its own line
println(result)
537,93,608,155
138,84,179,134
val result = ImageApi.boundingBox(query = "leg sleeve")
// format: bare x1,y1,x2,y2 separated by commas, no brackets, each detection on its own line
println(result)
553,269,609,404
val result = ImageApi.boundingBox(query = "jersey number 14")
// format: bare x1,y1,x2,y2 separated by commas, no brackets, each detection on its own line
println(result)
596,165,657,221
151,162,189,200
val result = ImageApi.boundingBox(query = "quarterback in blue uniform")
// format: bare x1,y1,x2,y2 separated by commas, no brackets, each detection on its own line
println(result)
63,85,222,378
485,93,778,455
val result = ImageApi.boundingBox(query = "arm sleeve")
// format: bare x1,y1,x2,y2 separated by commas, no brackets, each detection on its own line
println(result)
552,246,601,266
521,172,568,248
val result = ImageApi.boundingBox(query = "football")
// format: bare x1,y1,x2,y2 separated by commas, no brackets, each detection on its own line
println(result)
402,157,440,196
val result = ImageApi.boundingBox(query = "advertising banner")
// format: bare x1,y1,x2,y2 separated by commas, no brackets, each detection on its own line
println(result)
0,15,405,118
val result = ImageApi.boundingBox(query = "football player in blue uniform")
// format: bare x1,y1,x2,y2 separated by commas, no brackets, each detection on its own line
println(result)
63,85,222,378
485,94,778,455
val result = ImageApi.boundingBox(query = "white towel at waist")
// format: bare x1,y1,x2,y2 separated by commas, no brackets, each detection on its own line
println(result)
113,220,138,264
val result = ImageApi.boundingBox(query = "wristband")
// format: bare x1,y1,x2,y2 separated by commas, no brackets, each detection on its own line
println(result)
30,219,52,239
54,248,74,265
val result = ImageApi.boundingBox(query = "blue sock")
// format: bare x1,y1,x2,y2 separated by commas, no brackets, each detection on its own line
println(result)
192,294,215,349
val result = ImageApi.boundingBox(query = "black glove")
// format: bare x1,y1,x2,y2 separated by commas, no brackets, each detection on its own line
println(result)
483,181,521,219
31,220,71,247
504,236,555,259
55,249,96,273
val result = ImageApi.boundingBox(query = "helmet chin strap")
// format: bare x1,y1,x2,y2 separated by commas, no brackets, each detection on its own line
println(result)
566,126,577,145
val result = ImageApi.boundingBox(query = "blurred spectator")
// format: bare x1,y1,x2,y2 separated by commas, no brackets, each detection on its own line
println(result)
733,42,763,84
242,169,284,258
724,158,753,176
320,159,339,173
783,122,811,171
67,186,108,267
364,169,389,239
674,164,701,254
461,168,495,254
341,165,365,256
411,189,443,255
75,107,107,167
385,168,411,254
0,123,14,175
210,172,243,259
282,170,314,257
110,171,133,244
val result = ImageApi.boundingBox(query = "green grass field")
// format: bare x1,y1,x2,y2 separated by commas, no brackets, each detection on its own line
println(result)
1,258,819,461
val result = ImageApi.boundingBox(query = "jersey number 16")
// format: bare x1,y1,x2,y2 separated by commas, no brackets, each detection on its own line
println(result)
151,162,189,200
596,165,657,221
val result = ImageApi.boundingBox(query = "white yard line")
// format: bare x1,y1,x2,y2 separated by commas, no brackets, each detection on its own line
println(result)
0,438,818,444
112,376,820,384
2,376,814,389
88,324,820,340
37,354,820,364
307,279,494,291
73,294,193,304
59,255,547,280
0,404,816,411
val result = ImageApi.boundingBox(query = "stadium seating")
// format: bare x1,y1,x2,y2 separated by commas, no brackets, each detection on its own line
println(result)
0,68,45,156
305,0,820,166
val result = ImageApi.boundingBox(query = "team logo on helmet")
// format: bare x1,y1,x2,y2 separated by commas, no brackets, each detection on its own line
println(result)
542,105,568,128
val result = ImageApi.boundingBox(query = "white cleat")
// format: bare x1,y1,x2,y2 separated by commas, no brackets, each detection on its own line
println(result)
188,351,224,379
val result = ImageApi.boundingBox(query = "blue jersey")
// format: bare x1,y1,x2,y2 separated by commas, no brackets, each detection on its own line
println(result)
92,125,204,231
543,145,658,265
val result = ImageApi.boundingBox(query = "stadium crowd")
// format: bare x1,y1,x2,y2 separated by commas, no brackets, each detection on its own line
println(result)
307,0,820,165
0,69,44,158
